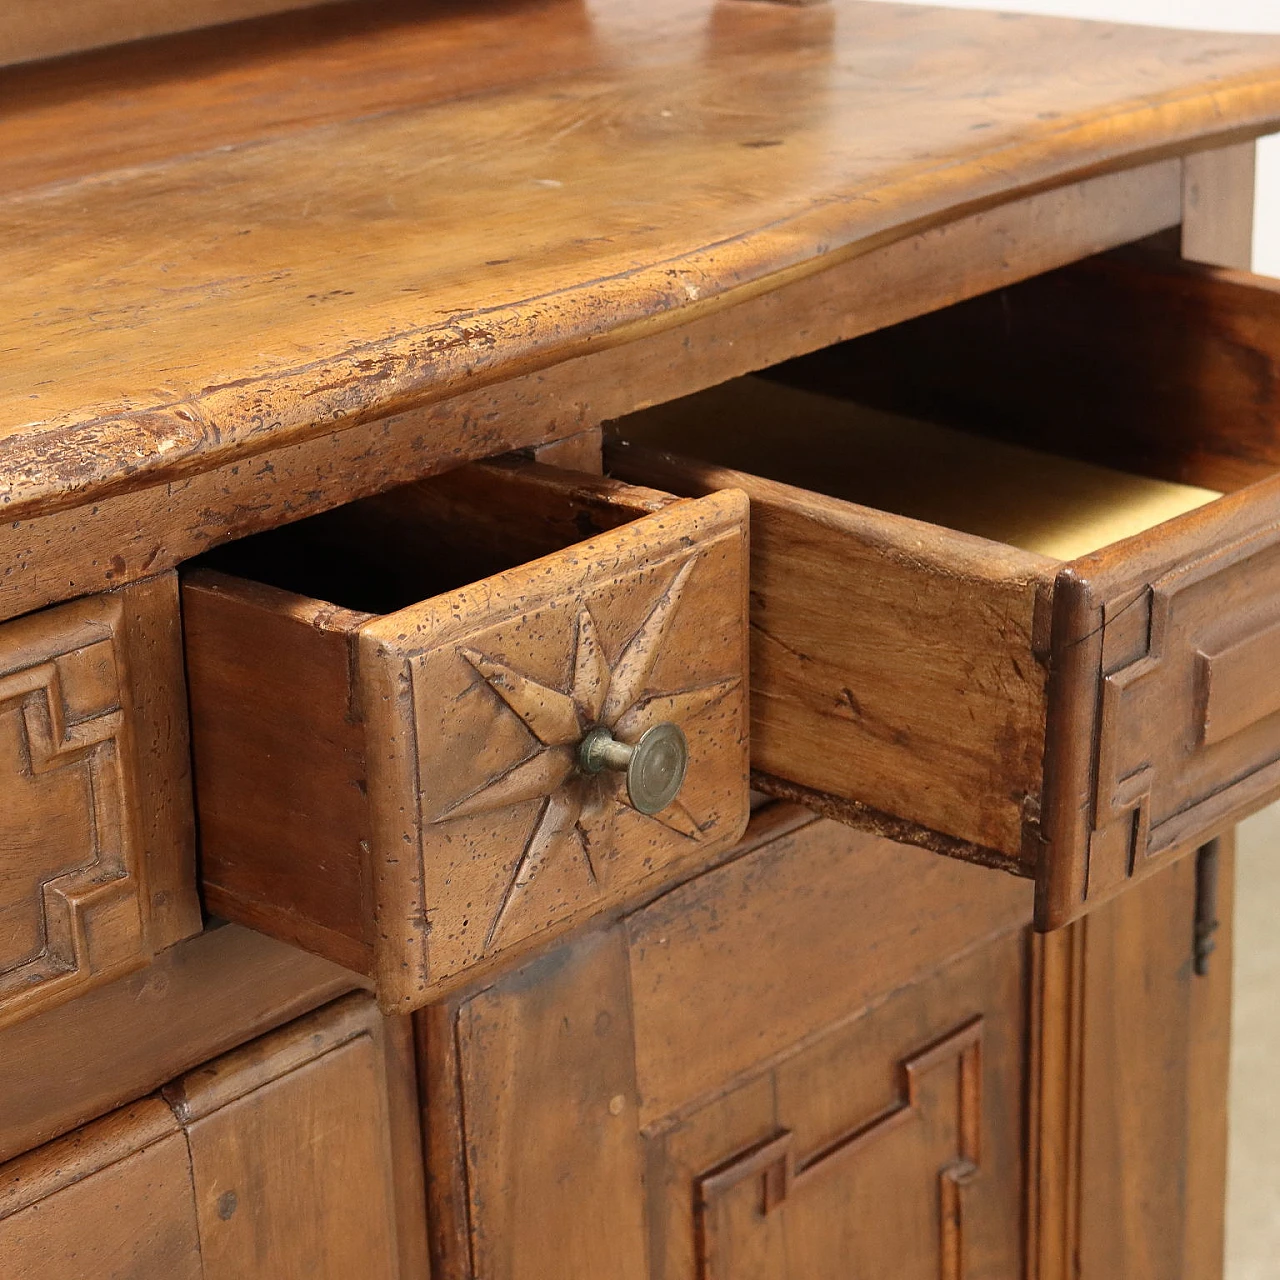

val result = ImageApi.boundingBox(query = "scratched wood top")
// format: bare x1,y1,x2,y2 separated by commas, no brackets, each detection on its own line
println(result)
3,0,1280,518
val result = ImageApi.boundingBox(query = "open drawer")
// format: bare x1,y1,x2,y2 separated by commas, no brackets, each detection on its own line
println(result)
183,462,749,1010
606,263,1280,931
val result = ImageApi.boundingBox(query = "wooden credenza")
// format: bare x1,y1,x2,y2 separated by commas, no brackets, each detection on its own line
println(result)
0,2,1276,1276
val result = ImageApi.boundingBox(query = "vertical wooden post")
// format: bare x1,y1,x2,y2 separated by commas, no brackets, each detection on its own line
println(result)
1182,141,1257,269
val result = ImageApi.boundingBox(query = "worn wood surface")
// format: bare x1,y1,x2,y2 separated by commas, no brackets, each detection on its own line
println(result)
186,578,375,975
431,805,1032,1278
1042,476,1280,927
660,935,1024,1280
0,0,348,66
1030,840,1235,1280
778,252,1280,495
0,158,1184,627
0,1099,202,1279
0,923,359,1164
162,995,417,1280
456,931,649,1280
0,573,199,1032
607,437,1055,864
0,993,424,1279
187,463,750,1008
624,807,1032,1126
610,368,1280,927
2,0,1279,531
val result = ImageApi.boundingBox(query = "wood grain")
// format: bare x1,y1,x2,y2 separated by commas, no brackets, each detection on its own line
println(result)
455,930,649,1280
1185,837,1234,1280
433,804,1032,1280
186,463,750,1008
1042,474,1280,927
0,993,424,1279
0,1100,203,1279
0,573,199,1031
0,0,349,66
0,923,359,1165
610,371,1280,927
1031,843,1235,1280
1183,141,1257,270
667,936,1025,1280
607,439,1054,864
0,159,1184,626
776,251,1280,495
625,809,1032,1125
164,996,407,1280
2,0,1280,526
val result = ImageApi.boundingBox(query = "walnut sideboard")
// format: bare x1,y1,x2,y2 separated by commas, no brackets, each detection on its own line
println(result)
2,2,1280,1277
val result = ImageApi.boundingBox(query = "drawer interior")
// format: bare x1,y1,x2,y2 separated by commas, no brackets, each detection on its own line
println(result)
758,249,1280,497
606,374,1221,562
198,460,671,614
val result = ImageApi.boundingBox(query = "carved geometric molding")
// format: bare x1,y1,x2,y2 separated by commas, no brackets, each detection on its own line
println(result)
1084,524,1280,907
695,1017,983,1280
0,596,148,1028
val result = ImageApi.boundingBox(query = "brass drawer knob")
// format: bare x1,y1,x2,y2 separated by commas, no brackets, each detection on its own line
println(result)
578,722,688,815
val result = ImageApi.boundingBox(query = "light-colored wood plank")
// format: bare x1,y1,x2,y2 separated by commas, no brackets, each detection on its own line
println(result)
614,376,1219,560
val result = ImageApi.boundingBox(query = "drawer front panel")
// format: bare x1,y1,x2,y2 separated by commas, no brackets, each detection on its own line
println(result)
1045,493,1280,924
363,488,750,1005
0,575,198,1030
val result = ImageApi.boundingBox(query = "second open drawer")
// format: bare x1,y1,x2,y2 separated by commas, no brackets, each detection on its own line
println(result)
609,319,1280,930
183,462,749,1009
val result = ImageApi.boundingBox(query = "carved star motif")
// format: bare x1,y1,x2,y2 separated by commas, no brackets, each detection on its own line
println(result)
432,556,738,949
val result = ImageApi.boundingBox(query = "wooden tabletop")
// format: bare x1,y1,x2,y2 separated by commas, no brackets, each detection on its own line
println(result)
4,0,1280,518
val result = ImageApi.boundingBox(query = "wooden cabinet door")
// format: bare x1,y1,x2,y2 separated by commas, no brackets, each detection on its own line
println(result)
0,993,426,1279
424,806,1033,1280
1030,837,1234,1280
661,933,1024,1280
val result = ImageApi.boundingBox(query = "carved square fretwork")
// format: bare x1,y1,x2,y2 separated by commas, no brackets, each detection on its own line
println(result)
0,596,149,1027
1082,524,1280,907
694,1018,984,1280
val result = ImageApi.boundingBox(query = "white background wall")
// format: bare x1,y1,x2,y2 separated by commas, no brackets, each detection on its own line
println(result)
873,0,1280,276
